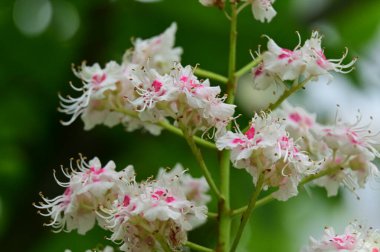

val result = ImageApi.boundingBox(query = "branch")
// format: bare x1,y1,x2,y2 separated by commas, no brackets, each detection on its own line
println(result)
179,122,223,200
266,77,312,112
234,56,262,78
207,211,218,218
194,68,228,84
113,107,217,150
185,241,214,252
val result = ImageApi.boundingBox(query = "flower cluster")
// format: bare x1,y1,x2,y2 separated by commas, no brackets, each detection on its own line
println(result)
302,221,380,252
216,103,380,200
34,157,209,251
277,103,380,197
59,23,235,137
252,31,356,90
216,112,315,201
126,63,235,136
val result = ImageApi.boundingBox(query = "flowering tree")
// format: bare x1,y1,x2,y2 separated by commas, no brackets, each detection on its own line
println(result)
34,0,380,251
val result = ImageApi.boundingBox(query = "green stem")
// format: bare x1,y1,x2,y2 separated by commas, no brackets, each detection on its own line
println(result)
185,241,214,252
217,3,238,252
207,212,218,218
179,122,223,200
194,68,228,84
230,166,343,216
266,77,312,112
113,107,216,150
234,56,262,78
157,120,216,149
230,174,264,252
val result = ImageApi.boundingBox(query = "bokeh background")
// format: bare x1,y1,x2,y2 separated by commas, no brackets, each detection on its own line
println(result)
1,0,380,251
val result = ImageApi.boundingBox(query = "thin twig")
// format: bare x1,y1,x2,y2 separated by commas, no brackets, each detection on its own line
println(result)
234,56,262,78
185,241,214,252
113,107,216,150
265,77,313,112
179,122,223,200
194,68,228,84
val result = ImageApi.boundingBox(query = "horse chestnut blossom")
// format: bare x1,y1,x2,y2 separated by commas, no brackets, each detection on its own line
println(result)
252,31,356,90
125,63,236,136
34,157,126,234
35,158,209,251
123,22,182,74
59,23,182,134
277,103,380,197
156,164,211,206
35,1,380,251
314,114,380,197
302,221,380,252
101,165,208,251
216,113,315,200
59,61,123,127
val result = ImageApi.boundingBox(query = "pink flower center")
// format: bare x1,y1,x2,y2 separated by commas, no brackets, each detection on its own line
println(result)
254,65,264,77
123,195,131,207
289,112,302,123
180,75,202,93
289,112,313,128
64,187,71,196
346,129,362,145
151,189,176,203
152,80,163,93
89,166,105,175
233,138,245,144
245,127,256,140
165,196,175,203
278,48,293,59
316,50,328,68
331,234,356,250
92,73,107,85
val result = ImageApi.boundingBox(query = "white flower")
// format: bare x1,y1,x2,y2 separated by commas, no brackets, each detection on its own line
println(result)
216,113,314,200
312,113,380,197
124,23,182,74
301,31,357,82
125,64,176,116
103,166,207,252
251,0,277,23
59,61,123,126
156,164,211,206
262,38,305,81
252,32,356,90
34,156,127,234
170,63,236,135
251,63,279,90
302,221,380,252
279,102,317,134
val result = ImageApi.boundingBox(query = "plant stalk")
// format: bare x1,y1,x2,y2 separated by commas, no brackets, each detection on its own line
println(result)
217,3,238,251
194,68,228,84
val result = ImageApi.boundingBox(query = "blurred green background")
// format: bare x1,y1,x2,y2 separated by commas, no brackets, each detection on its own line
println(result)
1,0,380,251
